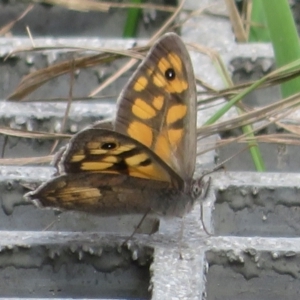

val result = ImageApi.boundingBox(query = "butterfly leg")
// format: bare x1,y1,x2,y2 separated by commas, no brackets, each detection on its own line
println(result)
200,203,212,236
122,208,152,245
200,177,213,236
178,216,185,260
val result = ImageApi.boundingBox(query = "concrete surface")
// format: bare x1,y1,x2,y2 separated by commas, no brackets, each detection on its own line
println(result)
1,0,299,299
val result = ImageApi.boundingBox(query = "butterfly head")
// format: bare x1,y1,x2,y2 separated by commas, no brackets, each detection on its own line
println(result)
190,176,211,200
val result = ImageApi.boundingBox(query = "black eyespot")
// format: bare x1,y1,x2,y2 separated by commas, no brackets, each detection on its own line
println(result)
101,142,117,150
165,68,176,80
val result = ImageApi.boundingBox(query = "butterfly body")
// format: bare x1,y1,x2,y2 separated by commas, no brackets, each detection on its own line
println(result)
25,33,203,219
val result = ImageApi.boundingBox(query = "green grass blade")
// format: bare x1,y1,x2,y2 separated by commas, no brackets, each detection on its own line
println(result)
123,0,142,38
249,0,270,42
204,77,264,126
203,55,300,169
261,0,300,98
235,107,265,171
204,58,265,171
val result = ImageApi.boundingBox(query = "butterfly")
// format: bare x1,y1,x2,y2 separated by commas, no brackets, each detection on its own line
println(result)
25,32,205,219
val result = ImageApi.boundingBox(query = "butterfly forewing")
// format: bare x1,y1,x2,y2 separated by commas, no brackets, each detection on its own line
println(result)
115,33,197,182
57,128,184,188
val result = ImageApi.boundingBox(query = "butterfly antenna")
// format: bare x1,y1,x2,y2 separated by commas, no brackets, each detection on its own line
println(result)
198,144,251,184
214,145,252,173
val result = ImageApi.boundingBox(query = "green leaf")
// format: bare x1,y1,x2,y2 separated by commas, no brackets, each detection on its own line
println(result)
123,0,142,38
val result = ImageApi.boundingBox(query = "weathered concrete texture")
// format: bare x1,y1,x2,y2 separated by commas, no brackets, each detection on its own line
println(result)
0,231,153,298
1,168,300,298
212,172,300,237
1,0,299,299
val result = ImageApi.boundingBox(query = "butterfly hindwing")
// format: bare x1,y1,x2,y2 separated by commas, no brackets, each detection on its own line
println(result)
28,173,156,214
27,172,192,217
115,33,197,181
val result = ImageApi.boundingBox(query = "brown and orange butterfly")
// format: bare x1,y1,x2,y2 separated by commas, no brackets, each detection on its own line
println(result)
25,33,205,218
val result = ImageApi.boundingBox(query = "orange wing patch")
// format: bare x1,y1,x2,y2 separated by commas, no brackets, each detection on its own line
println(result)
152,95,164,110
57,186,102,203
70,151,85,162
126,155,171,181
153,53,188,94
127,121,153,148
152,129,183,173
166,104,187,125
133,76,148,92
168,52,182,72
125,152,149,166
45,185,102,207
154,133,171,165
153,103,187,163
108,144,135,155
132,98,156,119
81,158,117,171
168,129,183,148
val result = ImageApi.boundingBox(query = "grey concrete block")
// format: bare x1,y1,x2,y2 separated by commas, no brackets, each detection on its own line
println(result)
2,0,299,299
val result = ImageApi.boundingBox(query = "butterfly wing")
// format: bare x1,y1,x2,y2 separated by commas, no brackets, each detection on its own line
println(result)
114,33,197,182
25,33,197,217
26,128,190,216
55,128,184,188
52,120,114,173
25,172,192,217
